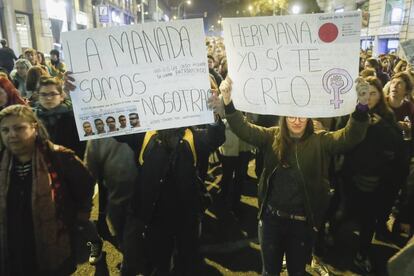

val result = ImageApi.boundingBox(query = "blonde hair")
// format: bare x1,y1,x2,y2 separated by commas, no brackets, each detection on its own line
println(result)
0,105,49,148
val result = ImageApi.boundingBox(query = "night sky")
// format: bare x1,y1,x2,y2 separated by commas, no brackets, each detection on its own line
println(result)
181,0,222,34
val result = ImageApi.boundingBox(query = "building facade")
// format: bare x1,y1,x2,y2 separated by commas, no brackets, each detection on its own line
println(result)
0,0,168,57
317,0,414,56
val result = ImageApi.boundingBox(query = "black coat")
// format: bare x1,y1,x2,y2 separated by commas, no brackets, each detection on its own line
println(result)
34,104,86,159
116,121,225,225
341,113,408,192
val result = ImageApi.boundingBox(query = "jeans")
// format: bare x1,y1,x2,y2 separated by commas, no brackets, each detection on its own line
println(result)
220,151,251,207
258,209,313,276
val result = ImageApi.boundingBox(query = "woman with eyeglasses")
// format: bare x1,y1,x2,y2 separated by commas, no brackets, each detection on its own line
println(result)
0,105,95,275
213,77,370,276
33,77,85,159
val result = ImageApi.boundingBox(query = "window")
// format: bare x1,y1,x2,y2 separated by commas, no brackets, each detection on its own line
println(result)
384,0,404,25
15,13,33,49
387,39,399,51
79,0,86,12
391,7,403,23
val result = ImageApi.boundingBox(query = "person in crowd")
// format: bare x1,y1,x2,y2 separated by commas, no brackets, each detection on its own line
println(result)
129,113,140,128
37,51,47,68
130,122,224,275
48,49,66,80
364,57,390,86
0,104,95,275
219,57,228,79
33,77,85,158
208,55,223,87
0,39,18,73
10,59,32,97
215,43,225,63
333,76,408,273
212,77,370,276
380,55,392,76
118,115,127,129
0,76,26,111
25,65,51,103
394,59,408,75
24,48,38,66
83,77,225,275
34,76,103,263
95,118,106,134
379,72,414,239
219,115,254,213
106,116,118,132
84,135,142,276
83,121,95,136
360,68,376,78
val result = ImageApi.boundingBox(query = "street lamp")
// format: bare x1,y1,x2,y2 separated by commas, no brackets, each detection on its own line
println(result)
291,4,301,14
178,0,191,19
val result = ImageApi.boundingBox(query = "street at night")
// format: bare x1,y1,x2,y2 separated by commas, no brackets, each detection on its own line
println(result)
1,1,413,276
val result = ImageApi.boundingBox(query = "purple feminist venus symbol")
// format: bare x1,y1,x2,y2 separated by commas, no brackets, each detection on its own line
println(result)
322,68,353,109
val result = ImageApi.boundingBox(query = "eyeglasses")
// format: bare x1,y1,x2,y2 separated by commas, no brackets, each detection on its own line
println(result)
129,117,139,120
39,92,61,98
107,120,115,124
287,117,307,123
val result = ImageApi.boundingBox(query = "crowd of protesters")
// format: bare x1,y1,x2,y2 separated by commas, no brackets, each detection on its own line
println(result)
0,34,413,276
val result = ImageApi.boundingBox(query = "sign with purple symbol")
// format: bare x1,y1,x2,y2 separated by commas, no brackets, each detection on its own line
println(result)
322,68,353,109
223,11,361,117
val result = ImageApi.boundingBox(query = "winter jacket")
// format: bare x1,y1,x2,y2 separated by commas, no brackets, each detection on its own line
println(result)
84,137,138,206
224,102,369,229
0,141,94,275
133,123,225,225
34,103,86,158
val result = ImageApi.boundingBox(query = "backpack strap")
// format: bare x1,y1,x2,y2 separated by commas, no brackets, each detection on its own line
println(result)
183,128,197,167
138,130,157,165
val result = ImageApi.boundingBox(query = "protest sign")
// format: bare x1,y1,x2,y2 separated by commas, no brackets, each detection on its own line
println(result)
62,19,213,141
400,39,414,66
222,11,361,117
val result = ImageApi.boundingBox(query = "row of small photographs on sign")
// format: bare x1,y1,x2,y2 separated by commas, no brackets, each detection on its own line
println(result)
82,113,141,136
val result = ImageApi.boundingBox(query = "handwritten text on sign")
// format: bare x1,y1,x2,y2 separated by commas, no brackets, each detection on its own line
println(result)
62,19,213,141
223,12,361,118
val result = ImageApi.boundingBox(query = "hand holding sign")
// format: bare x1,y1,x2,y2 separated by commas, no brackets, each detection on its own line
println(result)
355,77,369,105
63,71,76,94
220,77,233,105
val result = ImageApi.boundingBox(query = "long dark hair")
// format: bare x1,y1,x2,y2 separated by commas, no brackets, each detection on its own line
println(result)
365,76,393,120
275,117,314,167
